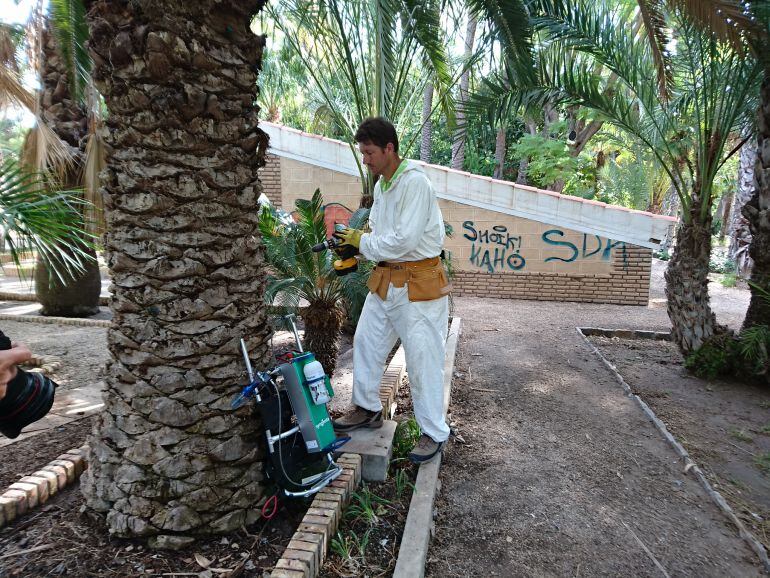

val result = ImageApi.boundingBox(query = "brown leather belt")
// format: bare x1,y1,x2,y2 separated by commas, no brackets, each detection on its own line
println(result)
376,256,441,270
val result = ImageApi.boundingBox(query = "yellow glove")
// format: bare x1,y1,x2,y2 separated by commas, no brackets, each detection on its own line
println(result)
338,227,363,248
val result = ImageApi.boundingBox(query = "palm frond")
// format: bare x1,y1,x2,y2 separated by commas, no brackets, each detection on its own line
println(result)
400,0,456,125
466,0,533,79
0,158,95,282
83,130,105,235
49,0,91,102
636,0,673,100
664,0,753,49
739,325,770,363
0,23,24,72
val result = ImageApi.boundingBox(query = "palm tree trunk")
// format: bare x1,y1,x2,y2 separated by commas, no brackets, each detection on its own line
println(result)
664,192,720,354
742,72,770,331
34,22,101,317
516,118,537,185
493,126,506,180
420,82,433,163
729,135,757,276
83,0,272,544
451,17,476,170
303,300,344,377
715,190,733,241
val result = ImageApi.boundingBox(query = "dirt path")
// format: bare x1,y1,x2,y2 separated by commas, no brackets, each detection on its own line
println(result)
429,296,763,577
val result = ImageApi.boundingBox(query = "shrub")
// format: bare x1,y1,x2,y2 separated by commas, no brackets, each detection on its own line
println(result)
709,253,736,274
720,273,737,288
684,333,739,380
685,327,770,383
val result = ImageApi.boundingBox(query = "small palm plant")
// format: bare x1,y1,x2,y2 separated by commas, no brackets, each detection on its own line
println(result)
0,158,93,280
259,188,370,376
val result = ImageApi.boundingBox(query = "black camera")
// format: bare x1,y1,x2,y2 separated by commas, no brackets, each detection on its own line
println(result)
0,332,58,439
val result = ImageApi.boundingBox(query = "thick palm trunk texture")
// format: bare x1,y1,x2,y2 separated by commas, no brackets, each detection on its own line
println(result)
35,24,101,317
664,195,719,355
743,71,770,331
82,0,271,545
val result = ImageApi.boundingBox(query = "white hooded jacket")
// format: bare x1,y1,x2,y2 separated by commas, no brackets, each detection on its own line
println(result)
359,160,445,263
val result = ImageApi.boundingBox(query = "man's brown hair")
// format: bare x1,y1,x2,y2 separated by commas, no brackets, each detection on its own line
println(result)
354,117,399,153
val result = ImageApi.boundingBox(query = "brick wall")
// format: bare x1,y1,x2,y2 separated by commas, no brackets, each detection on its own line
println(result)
280,158,362,212
258,153,282,206
267,154,653,306
450,244,651,305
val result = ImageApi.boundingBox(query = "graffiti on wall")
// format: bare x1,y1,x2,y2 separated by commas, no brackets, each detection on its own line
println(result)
541,229,627,268
462,221,628,273
463,222,526,272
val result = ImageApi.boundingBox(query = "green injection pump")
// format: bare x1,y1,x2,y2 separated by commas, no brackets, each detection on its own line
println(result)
232,316,349,497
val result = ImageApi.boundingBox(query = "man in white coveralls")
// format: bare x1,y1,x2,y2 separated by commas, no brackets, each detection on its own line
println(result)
333,117,452,464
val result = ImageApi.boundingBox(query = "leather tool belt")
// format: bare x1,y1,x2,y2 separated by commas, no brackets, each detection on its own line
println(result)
366,256,452,302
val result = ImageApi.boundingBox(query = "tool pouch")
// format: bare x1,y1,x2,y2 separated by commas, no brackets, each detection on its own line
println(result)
406,265,452,302
366,267,389,300
367,260,452,302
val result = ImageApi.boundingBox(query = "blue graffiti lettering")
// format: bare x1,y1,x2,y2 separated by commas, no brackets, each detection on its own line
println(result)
469,242,526,272
582,234,603,258
542,230,579,263
462,221,477,241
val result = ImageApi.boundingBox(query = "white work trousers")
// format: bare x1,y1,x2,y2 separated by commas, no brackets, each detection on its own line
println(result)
352,284,450,442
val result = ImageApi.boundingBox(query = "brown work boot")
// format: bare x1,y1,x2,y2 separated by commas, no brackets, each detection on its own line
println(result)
408,434,444,464
332,406,383,432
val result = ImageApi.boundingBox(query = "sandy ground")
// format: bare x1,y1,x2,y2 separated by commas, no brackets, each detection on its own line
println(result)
429,295,762,577
428,264,763,577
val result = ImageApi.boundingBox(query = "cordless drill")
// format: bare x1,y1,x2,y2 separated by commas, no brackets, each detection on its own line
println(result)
312,224,359,276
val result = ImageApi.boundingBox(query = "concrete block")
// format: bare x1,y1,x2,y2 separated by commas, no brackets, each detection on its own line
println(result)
19,476,50,504
336,419,396,482
60,452,86,476
282,548,315,576
306,507,337,534
293,531,326,564
49,459,76,483
32,470,59,495
8,482,38,508
0,496,16,523
288,539,322,571
297,522,328,552
41,465,67,490
271,565,306,578
3,490,28,516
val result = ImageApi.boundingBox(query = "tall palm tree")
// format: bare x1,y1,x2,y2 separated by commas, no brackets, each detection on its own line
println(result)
32,7,103,317
633,1,769,331
728,137,755,276
0,29,94,282
471,0,760,354
451,15,478,170
82,0,272,544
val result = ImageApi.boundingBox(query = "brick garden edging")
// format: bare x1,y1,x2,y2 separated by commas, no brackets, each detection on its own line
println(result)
0,446,88,529
0,313,109,328
0,292,110,307
577,327,770,573
270,454,363,578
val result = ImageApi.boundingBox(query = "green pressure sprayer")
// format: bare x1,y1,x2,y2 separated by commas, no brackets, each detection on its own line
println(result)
232,315,349,497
